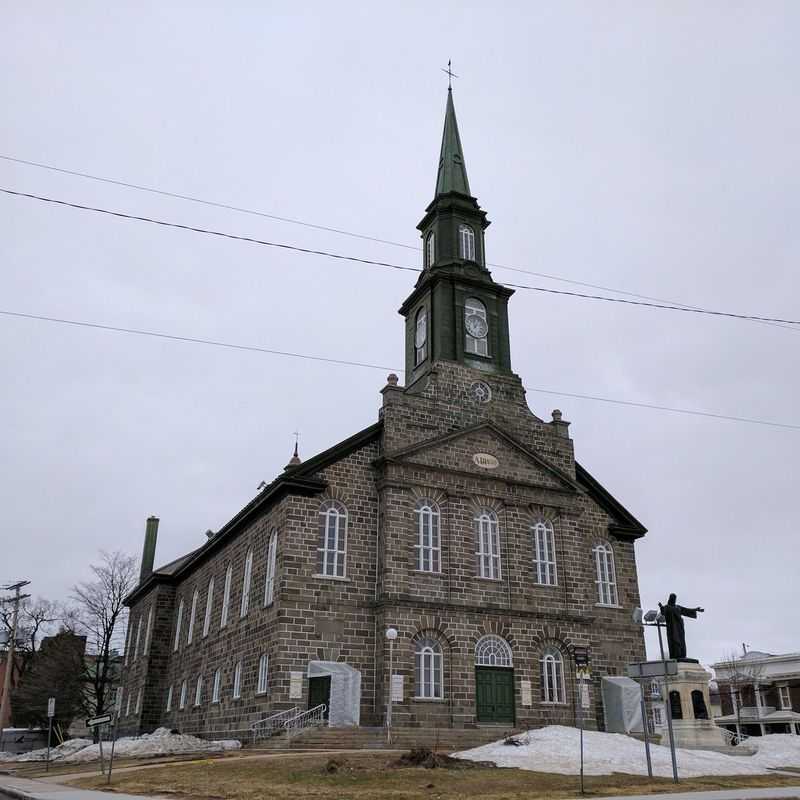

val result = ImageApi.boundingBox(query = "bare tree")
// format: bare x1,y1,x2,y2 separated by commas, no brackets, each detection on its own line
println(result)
0,597,60,683
716,649,765,739
66,551,137,722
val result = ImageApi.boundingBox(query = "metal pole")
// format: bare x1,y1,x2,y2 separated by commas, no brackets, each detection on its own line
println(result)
107,716,118,785
578,676,584,795
46,716,52,773
98,724,105,776
386,637,394,745
639,681,653,778
656,620,679,783
0,582,30,749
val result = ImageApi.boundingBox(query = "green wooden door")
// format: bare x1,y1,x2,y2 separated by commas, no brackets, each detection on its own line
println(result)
475,667,515,723
308,675,331,719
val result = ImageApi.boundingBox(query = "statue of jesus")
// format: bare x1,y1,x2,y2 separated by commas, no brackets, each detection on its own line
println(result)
658,593,704,660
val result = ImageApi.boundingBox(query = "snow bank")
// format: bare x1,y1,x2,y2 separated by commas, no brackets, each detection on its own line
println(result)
1,729,240,763
453,726,800,778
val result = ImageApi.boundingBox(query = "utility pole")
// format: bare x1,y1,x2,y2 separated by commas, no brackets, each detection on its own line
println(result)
0,581,31,749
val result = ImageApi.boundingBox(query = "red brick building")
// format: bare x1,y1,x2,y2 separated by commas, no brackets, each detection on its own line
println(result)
120,89,648,740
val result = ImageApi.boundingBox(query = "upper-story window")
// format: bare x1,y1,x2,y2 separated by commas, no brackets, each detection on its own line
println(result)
240,549,254,618
540,647,565,704
459,224,476,261
179,679,187,710
532,520,557,586
194,675,203,707
415,638,443,699
143,605,153,656
211,669,221,703
257,653,269,695
173,597,184,652
202,577,214,638
264,529,277,606
593,543,618,606
221,564,232,628
233,660,242,699
414,500,441,573
414,307,428,366
779,685,792,710
165,685,173,712
318,500,347,578
464,297,489,356
187,588,199,644
475,508,501,580
425,231,435,268
132,616,142,661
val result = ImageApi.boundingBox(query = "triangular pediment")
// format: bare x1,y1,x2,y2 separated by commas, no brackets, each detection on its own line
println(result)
385,422,580,493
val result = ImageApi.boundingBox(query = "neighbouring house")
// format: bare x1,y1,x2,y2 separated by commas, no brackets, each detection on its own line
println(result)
119,87,649,740
713,650,800,737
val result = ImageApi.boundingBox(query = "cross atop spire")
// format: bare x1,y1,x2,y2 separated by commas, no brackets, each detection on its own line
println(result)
441,59,458,91
435,86,471,198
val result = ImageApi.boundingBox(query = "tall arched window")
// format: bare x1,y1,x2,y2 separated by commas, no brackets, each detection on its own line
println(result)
202,577,214,638
414,638,443,699
318,500,347,578
264,529,277,606
670,690,683,719
426,231,435,268
186,588,199,644
474,508,501,579
532,520,557,585
173,597,184,652
593,543,618,605
240,548,254,617
540,647,565,704
458,224,476,261
132,616,142,660
464,297,489,356
475,635,513,667
220,564,232,628
414,500,440,572
414,307,427,366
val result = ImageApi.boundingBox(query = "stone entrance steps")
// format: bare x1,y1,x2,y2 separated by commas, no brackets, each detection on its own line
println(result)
250,724,520,753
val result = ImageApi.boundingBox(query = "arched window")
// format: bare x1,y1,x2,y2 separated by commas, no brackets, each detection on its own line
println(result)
220,564,232,628
475,635,513,667
426,231,435,268
474,508,501,579
414,307,427,366
593,543,618,606
211,669,221,703
264,529,278,606
691,690,709,720
670,690,683,719
194,675,203,707
540,648,565,704
415,637,443,699
186,588,199,644
240,548,254,617
532,520,557,585
464,297,488,356
414,500,440,572
233,660,242,699
459,224,476,261
165,685,173,712
257,653,269,695
143,605,153,655
202,577,214,638
179,679,187,710
133,616,142,660
318,500,347,578
173,597,184,652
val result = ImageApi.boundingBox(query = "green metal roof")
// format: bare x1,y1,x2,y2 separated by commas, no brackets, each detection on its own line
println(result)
435,89,471,197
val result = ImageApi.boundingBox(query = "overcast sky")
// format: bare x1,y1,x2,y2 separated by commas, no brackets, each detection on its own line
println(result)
2,2,798,668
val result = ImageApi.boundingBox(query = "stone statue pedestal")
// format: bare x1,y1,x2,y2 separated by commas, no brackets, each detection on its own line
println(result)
663,662,728,749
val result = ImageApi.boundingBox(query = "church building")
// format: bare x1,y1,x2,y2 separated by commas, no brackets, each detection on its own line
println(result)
120,88,648,739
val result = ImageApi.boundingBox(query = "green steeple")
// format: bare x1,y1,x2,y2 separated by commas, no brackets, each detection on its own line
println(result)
435,89,471,197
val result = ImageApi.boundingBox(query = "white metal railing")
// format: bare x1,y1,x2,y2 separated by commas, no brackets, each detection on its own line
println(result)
284,704,327,738
719,728,753,748
250,707,299,744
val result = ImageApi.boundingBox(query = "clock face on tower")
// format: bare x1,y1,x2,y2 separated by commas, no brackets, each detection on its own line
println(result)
465,313,488,339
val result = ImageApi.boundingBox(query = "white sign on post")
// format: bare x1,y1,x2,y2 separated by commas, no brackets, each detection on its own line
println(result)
47,697,55,718
391,674,404,702
580,682,591,710
289,672,303,700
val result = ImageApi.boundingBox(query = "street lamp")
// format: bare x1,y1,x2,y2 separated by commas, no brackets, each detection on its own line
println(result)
385,627,398,745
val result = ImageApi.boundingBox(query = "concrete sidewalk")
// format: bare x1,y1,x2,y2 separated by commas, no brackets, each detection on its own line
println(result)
0,774,165,800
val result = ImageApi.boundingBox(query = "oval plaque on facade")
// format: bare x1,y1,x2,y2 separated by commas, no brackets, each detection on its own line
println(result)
473,453,499,469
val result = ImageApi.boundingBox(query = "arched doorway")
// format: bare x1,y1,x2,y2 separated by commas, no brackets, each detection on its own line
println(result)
474,635,515,723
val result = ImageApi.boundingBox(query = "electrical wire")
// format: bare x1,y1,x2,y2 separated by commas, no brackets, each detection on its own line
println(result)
2,308,798,431
3,187,799,327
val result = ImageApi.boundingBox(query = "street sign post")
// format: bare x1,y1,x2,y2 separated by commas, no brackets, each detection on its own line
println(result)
86,714,113,728
573,648,591,795
45,697,55,772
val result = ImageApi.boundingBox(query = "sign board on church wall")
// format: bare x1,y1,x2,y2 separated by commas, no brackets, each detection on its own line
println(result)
289,672,303,700
520,680,532,707
473,453,499,469
391,674,404,703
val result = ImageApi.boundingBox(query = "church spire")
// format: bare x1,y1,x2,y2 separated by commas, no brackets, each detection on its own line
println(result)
435,89,471,198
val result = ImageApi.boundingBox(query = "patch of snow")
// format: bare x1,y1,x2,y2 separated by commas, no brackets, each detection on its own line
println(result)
0,751,16,761
453,726,800,778
10,738,93,762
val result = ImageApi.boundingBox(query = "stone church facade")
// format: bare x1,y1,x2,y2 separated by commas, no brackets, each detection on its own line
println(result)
120,89,647,739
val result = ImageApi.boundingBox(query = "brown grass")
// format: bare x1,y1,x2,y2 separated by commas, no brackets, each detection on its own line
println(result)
70,752,800,800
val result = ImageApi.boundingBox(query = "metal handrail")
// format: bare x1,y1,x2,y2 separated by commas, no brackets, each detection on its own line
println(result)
249,707,299,744
284,704,327,738
718,728,752,747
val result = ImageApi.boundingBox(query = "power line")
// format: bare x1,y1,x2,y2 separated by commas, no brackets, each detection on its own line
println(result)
1,307,798,431
3,187,800,327
3,154,796,334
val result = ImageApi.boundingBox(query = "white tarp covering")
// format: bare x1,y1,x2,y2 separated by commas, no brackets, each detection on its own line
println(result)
307,660,361,728
601,676,643,734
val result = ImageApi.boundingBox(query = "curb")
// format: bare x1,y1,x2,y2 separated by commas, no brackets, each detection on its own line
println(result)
0,783,35,800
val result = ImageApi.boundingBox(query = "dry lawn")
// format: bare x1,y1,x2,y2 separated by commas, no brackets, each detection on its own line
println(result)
71,751,800,800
